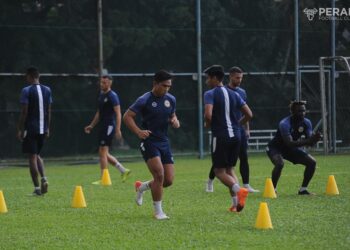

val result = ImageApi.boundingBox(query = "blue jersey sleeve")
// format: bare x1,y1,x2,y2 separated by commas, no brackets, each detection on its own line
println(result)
241,88,247,102
171,96,176,114
204,90,214,105
129,95,147,114
111,92,120,106
305,119,313,137
279,120,291,137
20,87,29,104
237,87,247,102
236,92,246,109
47,87,53,104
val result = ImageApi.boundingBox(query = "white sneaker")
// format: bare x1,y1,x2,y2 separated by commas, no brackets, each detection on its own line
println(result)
135,181,144,206
243,184,260,193
206,180,214,192
154,213,170,220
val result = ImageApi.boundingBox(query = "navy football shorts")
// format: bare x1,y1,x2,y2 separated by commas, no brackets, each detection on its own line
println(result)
22,132,45,154
140,139,174,164
266,146,309,165
98,125,115,147
211,136,240,168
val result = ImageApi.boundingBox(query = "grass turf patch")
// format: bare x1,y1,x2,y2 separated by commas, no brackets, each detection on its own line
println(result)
0,154,349,249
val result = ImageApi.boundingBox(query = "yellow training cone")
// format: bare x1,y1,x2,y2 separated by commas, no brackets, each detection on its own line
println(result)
101,169,112,186
0,190,8,213
326,175,339,195
255,202,273,229
263,178,277,198
71,186,87,208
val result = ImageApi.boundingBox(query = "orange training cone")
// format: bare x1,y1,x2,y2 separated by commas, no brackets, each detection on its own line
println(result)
255,202,273,229
263,178,277,198
101,169,112,186
71,186,87,208
0,190,8,213
326,175,339,195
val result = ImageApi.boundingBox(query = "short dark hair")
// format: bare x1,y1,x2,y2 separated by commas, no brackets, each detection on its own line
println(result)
289,100,307,112
229,66,243,74
26,66,39,79
102,74,113,81
203,65,225,82
154,70,172,83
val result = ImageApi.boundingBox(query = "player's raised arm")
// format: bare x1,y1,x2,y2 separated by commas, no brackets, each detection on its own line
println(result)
123,109,151,139
282,135,312,148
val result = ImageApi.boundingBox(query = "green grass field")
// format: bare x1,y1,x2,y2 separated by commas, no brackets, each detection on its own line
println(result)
0,154,349,249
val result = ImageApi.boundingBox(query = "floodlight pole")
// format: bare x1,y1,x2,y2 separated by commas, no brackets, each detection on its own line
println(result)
319,57,329,155
196,0,204,159
97,0,103,78
294,0,300,101
331,0,336,153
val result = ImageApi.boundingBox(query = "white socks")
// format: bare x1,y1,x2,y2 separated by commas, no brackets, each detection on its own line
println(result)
115,162,126,174
153,201,164,215
232,196,238,207
232,183,241,193
299,187,307,192
139,181,151,192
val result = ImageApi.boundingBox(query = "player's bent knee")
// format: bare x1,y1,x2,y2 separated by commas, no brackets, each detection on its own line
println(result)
99,149,108,157
163,179,173,187
307,160,316,170
153,172,164,183
311,157,316,167
304,155,316,169
274,162,284,170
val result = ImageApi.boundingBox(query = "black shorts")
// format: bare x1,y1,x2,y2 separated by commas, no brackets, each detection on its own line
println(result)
98,125,115,147
211,136,240,168
22,133,45,154
266,146,309,164
140,139,174,164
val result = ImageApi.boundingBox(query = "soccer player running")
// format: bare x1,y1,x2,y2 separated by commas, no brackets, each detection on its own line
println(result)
266,100,321,195
204,65,253,212
17,67,51,196
206,66,259,193
84,74,130,183
123,70,180,220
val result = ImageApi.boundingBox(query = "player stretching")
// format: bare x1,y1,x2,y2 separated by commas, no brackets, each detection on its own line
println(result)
266,100,321,195
206,66,259,193
204,65,253,212
17,67,51,196
84,74,130,183
123,70,180,220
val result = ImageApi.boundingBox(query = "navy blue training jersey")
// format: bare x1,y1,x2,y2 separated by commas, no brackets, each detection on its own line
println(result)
20,84,52,135
204,86,245,139
129,92,176,142
226,85,247,121
98,90,120,126
269,116,313,150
